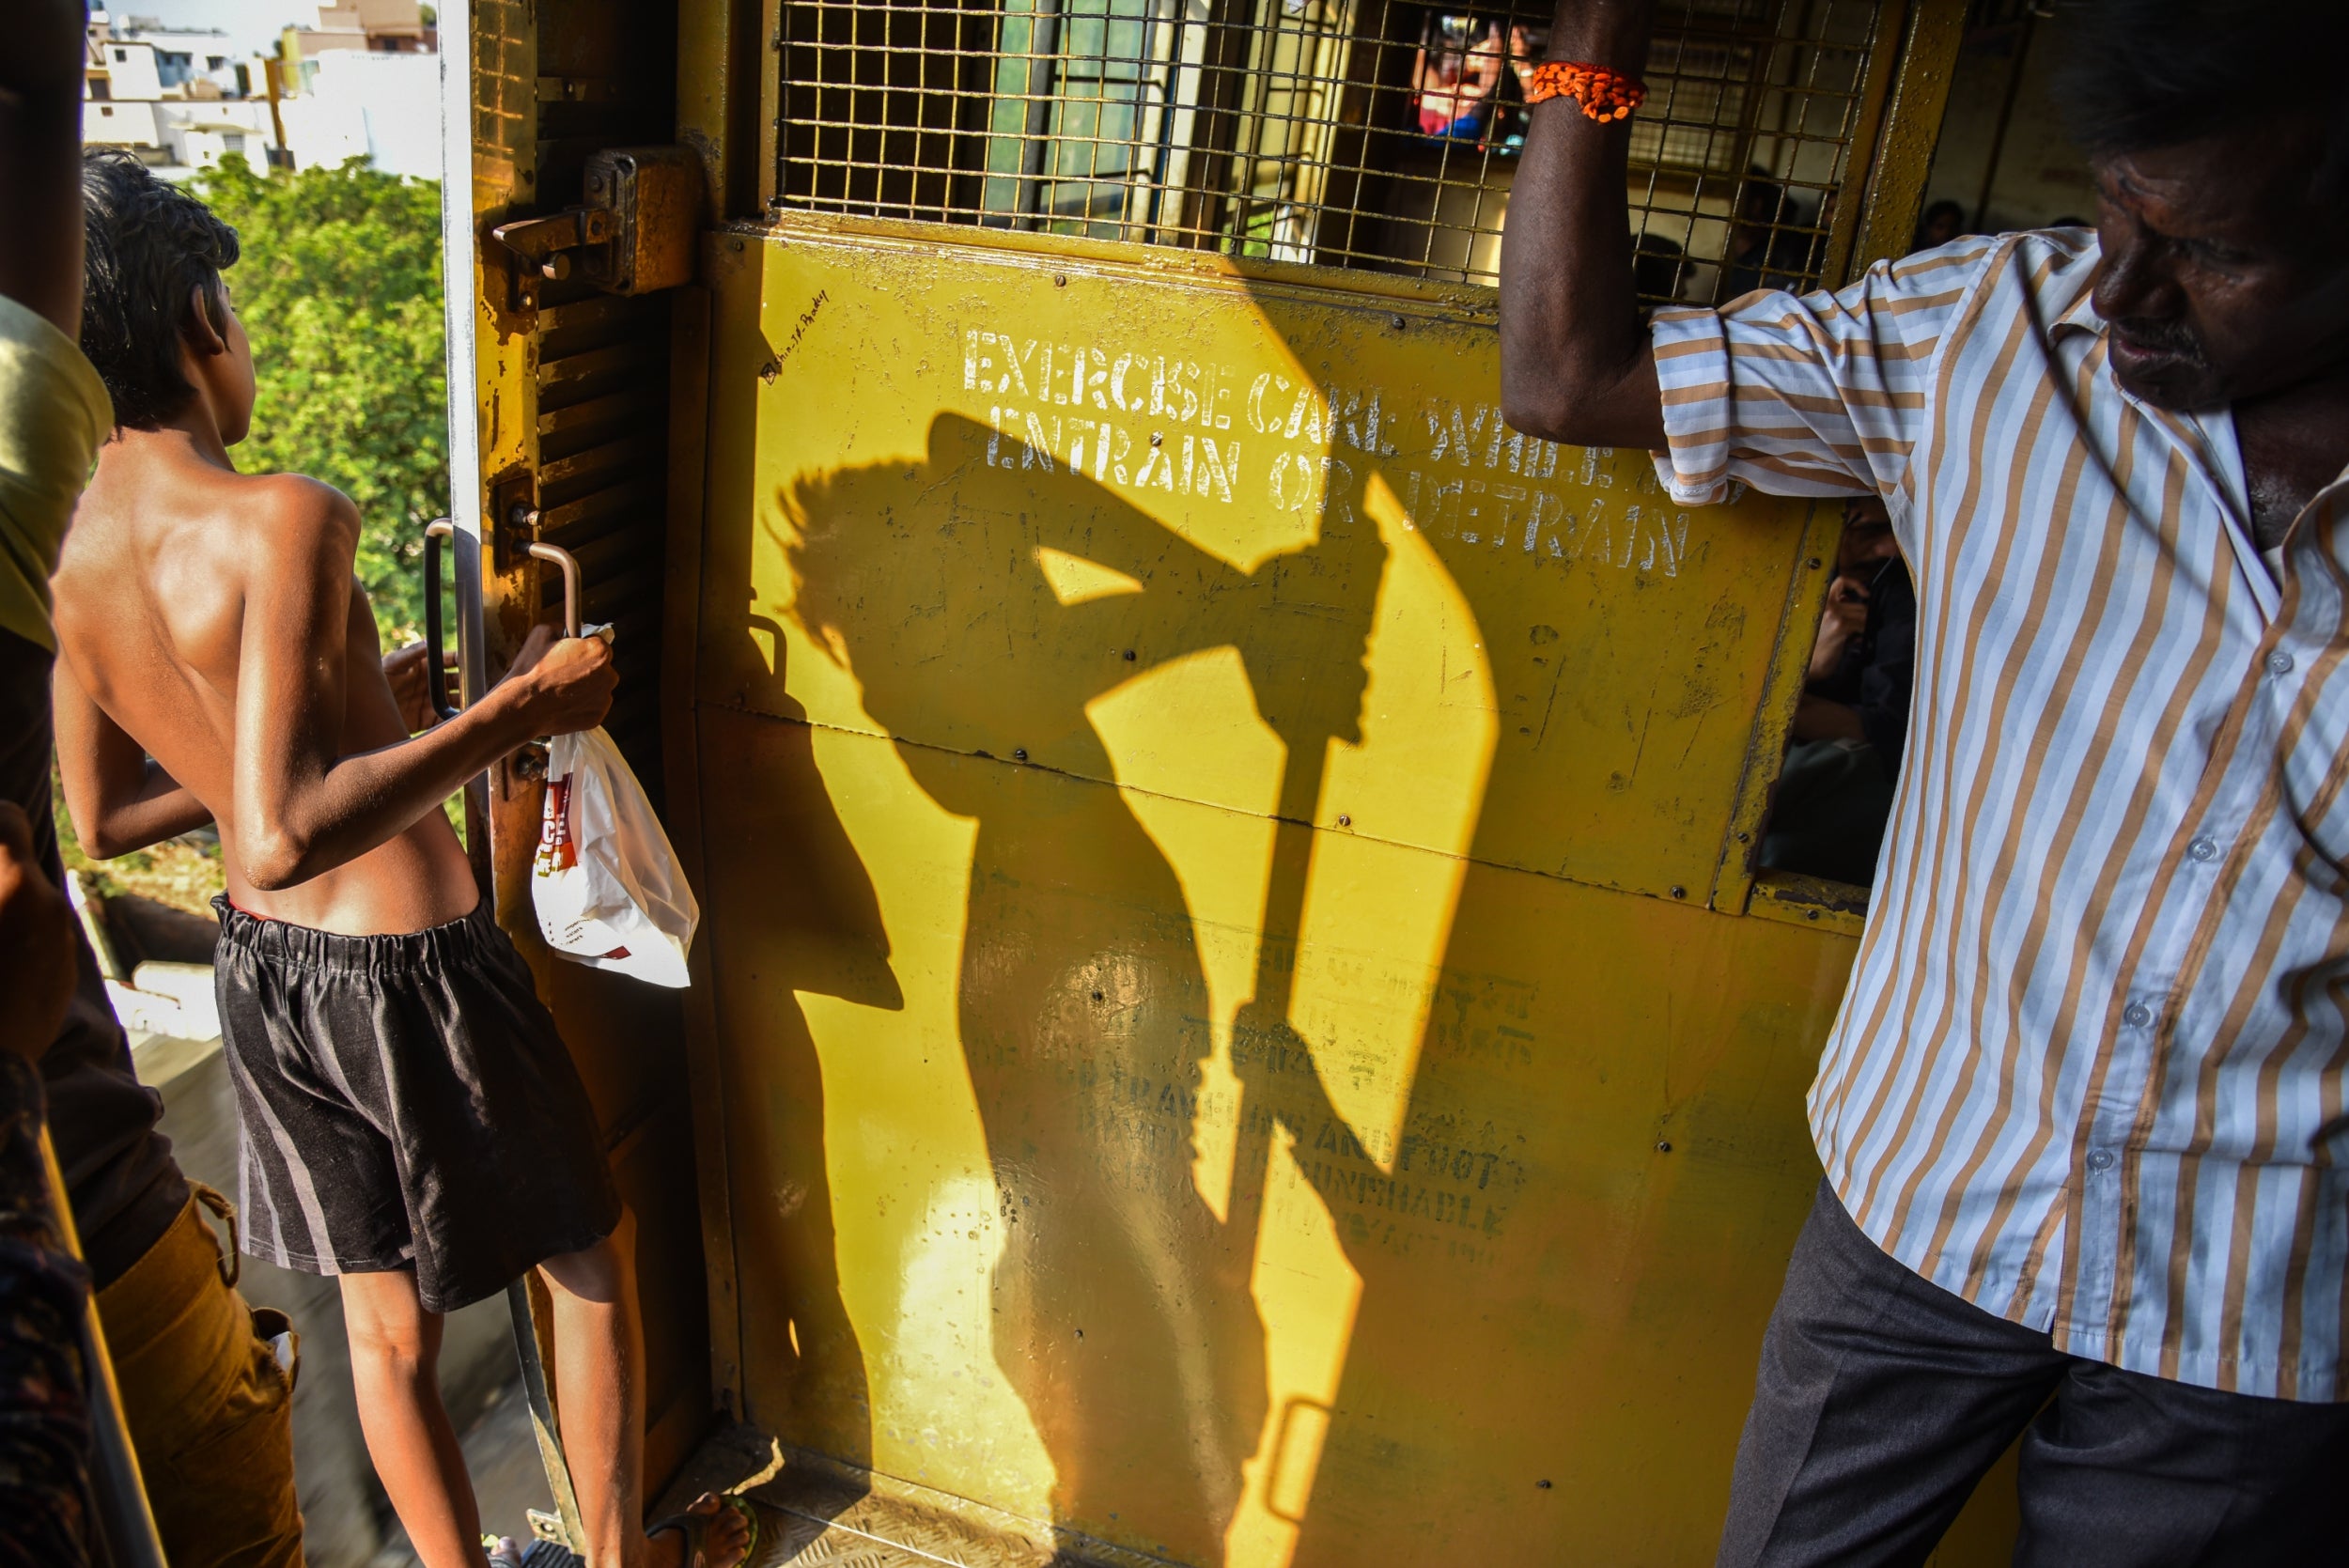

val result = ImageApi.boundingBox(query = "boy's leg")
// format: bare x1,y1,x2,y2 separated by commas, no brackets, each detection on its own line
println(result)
540,1208,646,1567
1715,1179,2069,1568
340,1267,483,1568
537,1209,752,1568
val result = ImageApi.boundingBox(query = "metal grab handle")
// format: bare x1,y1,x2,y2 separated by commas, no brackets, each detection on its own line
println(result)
526,541,583,638
422,520,459,722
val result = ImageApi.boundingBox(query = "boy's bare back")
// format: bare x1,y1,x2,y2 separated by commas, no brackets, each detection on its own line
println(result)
55,442,482,935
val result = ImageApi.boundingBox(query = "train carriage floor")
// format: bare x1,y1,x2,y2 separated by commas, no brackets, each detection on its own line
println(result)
652,1427,1178,1568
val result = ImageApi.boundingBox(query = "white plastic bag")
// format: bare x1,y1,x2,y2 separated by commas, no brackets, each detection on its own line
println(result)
531,726,699,987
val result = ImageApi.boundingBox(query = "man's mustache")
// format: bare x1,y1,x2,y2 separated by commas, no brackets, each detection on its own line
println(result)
2108,318,2204,361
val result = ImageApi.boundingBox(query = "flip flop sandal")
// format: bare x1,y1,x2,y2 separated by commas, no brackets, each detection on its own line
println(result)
647,1496,761,1568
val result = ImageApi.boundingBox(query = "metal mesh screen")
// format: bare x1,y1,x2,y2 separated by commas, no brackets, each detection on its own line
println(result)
773,0,1891,295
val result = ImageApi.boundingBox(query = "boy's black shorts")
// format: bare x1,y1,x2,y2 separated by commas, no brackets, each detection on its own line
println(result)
211,895,620,1313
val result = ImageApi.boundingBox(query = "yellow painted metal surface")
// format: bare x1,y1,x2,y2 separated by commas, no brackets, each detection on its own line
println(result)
673,216,2008,1565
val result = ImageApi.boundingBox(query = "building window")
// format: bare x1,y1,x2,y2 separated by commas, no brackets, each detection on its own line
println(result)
113,48,127,61
101,105,115,116
89,78,111,101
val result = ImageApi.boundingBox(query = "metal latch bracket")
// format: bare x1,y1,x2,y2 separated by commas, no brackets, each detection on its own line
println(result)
488,145,700,314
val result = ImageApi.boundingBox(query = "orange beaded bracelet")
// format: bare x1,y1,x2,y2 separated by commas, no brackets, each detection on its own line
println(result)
1523,60,1646,122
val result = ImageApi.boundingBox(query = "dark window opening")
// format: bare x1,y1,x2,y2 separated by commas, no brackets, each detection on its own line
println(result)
1755,497,1913,889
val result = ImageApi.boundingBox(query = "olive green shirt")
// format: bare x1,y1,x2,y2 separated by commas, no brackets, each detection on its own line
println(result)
0,292,112,652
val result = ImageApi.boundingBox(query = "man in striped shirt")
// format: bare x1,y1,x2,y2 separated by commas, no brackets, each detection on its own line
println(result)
1503,0,2349,1561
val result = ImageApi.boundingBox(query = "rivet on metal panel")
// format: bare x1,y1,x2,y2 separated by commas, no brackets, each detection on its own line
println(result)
730,237,743,252
1656,1141,1672,1153
1537,1480,1554,1490
1053,273,1066,287
1670,885,1686,899
1014,748,1028,762
1806,557,1824,570
1122,649,1136,661
1391,315,1407,330
1337,815,1351,828
1148,432,1162,447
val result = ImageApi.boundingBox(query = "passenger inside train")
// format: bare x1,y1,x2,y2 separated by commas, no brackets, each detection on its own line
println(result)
1756,499,1912,888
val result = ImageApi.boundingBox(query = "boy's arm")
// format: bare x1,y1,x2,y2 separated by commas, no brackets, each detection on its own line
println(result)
0,0,88,334
53,656,213,859
1497,0,1666,451
233,483,614,891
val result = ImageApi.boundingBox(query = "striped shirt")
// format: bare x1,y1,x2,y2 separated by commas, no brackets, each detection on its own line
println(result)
1651,229,2349,1402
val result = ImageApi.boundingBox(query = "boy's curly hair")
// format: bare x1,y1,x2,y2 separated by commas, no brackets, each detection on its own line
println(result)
79,148,241,429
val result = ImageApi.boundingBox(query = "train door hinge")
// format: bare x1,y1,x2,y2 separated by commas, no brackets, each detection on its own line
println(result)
489,145,700,313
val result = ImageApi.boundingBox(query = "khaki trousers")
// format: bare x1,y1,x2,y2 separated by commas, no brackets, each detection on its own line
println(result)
95,1190,304,1568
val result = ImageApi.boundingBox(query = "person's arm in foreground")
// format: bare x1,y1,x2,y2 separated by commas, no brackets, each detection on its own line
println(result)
0,0,88,335
0,13,101,1559
228,482,613,890
1498,0,1666,450
0,802,94,1568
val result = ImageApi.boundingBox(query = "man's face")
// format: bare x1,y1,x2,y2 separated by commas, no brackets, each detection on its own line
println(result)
2089,116,2349,411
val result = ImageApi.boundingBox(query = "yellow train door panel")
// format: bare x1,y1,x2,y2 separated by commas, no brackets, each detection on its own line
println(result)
670,232,1954,1565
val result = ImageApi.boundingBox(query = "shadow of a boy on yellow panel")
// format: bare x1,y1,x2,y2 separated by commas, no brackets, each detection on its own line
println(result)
700,603,902,1483
778,411,1383,1566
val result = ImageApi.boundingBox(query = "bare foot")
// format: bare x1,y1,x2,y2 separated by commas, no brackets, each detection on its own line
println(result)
484,1537,527,1567
646,1493,754,1568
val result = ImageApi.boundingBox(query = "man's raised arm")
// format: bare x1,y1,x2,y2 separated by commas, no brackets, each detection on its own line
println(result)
1498,0,1668,452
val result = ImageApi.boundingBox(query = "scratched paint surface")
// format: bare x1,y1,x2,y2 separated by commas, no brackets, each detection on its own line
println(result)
685,222,2014,1565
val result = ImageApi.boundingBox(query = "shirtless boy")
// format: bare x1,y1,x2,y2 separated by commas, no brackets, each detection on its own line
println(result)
52,150,752,1568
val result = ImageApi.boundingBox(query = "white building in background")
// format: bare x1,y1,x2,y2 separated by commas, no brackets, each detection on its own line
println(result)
80,5,442,184
280,1,438,87
275,50,443,181
85,10,275,178
129,25,244,98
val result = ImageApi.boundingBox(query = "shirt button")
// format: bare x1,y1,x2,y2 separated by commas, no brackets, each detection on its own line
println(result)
2266,648,2295,675
2123,1001,2154,1028
2087,1147,2116,1172
2187,835,2218,862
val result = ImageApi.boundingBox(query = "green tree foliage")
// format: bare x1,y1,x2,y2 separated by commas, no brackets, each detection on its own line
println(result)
194,157,446,643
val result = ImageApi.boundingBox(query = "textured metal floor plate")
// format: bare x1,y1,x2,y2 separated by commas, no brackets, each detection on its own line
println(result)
655,1427,1184,1568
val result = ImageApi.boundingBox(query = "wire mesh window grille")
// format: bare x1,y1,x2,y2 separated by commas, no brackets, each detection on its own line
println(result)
773,0,1893,297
